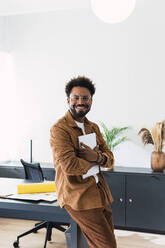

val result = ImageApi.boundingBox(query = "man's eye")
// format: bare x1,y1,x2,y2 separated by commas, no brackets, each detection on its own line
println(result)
83,97,88,100
74,96,79,100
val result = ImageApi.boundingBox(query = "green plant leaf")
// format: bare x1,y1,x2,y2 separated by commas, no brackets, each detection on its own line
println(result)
113,137,128,148
101,123,129,151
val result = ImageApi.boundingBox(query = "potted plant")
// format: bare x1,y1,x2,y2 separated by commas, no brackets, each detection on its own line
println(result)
101,123,129,151
138,120,165,172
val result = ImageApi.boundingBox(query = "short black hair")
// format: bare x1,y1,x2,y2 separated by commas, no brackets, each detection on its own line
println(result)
65,76,96,97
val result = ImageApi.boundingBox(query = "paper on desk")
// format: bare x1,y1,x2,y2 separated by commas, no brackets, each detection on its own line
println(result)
78,133,99,179
6,192,57,202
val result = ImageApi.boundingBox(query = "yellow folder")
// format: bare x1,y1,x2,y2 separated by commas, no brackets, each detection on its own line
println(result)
17,182,56,194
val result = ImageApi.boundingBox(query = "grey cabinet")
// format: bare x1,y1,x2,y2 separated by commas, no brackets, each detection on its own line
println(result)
103,168,165,233
103,173,125,226
126,174,165,232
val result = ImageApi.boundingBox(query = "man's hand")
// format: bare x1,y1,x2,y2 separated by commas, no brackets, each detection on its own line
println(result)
78,143,99,162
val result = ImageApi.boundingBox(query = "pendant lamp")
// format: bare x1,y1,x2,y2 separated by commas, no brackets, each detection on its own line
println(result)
91,0,136,24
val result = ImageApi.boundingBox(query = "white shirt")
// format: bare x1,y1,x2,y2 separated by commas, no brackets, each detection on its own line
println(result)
75,120,99,183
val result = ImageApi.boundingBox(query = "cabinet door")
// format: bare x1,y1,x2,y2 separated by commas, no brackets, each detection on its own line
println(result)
103,172,125,227
126,174,165,231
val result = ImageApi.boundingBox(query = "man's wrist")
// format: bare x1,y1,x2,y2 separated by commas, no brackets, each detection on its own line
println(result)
96,151,107,165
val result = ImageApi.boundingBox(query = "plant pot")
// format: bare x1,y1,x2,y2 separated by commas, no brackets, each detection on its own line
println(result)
151,151,165,172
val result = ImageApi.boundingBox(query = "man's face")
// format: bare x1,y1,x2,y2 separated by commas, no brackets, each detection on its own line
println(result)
67,86,92,120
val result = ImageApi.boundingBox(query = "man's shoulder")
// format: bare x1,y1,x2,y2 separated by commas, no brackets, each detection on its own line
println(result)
51,115,67,131
87,119,99,129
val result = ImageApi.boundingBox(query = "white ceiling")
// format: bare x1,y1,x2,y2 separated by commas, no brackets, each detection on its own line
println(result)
0,0,90,16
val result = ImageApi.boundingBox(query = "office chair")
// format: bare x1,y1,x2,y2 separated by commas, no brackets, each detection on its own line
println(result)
21,159,44,182
13,159,69,248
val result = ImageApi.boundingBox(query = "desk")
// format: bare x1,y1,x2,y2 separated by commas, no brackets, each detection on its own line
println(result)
2,165,164,234
0,178,78,248
0,161,55,180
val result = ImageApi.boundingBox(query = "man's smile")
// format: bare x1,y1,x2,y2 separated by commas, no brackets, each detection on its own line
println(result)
75,105,88,111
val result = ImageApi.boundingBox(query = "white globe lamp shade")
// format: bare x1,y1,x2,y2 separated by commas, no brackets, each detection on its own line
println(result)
91,0,136,24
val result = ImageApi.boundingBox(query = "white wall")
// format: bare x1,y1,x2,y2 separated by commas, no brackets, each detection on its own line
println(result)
0,17,17,162
0,17,7,51
1,0,165,166
0,0,90,16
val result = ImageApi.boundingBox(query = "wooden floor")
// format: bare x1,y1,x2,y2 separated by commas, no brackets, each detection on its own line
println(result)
0,218,164,248
0,218,65,248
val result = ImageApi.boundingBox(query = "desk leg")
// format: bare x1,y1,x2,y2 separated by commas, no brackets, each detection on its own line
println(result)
70,220,78,248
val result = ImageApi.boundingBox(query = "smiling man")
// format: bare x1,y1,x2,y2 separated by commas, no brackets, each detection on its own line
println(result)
50,76,117,248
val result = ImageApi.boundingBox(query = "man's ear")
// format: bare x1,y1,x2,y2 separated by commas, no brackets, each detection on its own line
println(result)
67,97,70,105
90,97,93,105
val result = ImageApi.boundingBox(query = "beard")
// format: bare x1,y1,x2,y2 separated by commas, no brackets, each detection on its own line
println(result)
70,104,90,119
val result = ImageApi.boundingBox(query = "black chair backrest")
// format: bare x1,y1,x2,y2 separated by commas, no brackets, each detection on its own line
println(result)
20,159,44,182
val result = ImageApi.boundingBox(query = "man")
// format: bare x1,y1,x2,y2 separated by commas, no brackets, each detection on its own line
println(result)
50,76,117,248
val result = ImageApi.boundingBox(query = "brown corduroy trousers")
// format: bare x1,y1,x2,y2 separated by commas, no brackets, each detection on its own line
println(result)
64,182,117,248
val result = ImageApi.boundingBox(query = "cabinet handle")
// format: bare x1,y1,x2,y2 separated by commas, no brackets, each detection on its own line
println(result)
129,198,133,203
119,198,123,202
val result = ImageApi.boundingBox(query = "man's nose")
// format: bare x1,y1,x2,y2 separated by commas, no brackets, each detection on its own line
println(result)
77,97,84,104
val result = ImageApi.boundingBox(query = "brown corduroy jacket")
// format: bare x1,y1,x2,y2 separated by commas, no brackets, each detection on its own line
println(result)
50,111,114,210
